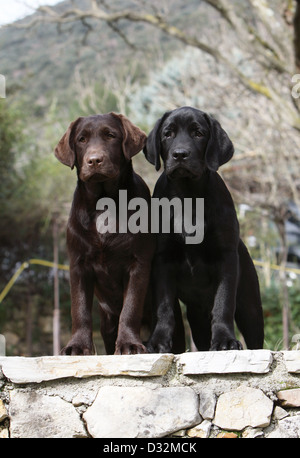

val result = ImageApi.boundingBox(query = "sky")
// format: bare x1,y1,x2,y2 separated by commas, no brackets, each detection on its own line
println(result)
0,0,62,26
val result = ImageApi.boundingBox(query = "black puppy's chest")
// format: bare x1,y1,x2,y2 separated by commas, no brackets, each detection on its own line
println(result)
179,241,211,277
160,233,212,308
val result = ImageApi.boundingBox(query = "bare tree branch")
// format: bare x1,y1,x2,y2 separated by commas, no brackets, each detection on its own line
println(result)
7,1,300,129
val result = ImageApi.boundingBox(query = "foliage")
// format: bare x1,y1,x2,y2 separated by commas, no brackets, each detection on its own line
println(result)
261,279,300,350
0,100,74,355
0,101,24,244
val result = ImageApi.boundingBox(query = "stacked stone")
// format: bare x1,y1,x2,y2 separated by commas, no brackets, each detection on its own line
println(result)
0,350,300,438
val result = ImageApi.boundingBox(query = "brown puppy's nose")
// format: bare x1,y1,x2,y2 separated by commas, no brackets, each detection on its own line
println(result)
86,153,104,167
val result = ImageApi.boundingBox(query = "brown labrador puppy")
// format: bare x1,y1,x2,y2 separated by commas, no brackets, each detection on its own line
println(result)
55,113,154,355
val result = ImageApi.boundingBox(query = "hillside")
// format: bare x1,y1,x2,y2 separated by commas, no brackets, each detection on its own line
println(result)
0,0,204,121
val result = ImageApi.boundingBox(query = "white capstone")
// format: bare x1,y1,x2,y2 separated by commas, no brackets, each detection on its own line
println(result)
177,350,272,374
282,351,300,373
83,386,201,438
213,386,273,431
0,354,173,383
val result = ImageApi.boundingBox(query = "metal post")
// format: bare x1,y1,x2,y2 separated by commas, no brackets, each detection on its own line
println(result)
0,334,5,356
53,216,60,355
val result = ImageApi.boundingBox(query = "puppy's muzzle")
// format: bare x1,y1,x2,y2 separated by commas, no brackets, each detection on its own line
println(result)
172,148,191,161
85,152,104,169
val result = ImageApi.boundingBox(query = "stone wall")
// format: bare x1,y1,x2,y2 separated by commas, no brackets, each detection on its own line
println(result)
0,350,300,439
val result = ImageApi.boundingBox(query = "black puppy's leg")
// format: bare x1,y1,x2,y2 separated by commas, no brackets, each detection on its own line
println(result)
147,300,176,353
171,299,186,354
147,258,185,353
187,306,211,351
235,242,264,349
61,264,95,355
210,251,243,351
235,293,264,349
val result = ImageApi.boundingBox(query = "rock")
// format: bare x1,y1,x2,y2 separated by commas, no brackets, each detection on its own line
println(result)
213,386,273,431
170,429,186,437
187,420,211,438
242,427,264,438
0,400,7,422
83,386,201,438
0,354,174,383
177,350,272,375
267,415,300,438
277,388,300,407
282,351,300,373
72,393,93,407
0,428,9,438
199,391,217,420
9,391,87,438
273,406,289,421
216,432,238,438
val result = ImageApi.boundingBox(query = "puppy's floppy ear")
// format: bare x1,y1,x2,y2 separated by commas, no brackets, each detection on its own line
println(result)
54,118,82,169
111,112,147,160
143,112,170,171
204,113,234,171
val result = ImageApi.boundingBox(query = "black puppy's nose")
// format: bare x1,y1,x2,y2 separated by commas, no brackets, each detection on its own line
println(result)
172,149,190,160
86,153,104,167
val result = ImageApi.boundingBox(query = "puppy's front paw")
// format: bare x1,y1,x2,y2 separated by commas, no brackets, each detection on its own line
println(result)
146,335,173,354
114,341,148,355
61,332,94,355
210,338,243,351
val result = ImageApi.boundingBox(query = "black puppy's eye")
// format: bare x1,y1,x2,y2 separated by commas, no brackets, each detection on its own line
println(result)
78,136,87,143
194,130,203,137
164,130,174,138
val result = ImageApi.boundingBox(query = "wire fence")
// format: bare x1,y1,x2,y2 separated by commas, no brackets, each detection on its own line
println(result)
1,257,300,305
1,258,300,355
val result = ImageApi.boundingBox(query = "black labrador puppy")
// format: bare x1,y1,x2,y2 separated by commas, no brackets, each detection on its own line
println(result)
144,106,264,353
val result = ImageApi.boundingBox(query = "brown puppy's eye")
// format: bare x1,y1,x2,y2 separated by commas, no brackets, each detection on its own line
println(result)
78,136,86,143
106,132,116,139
